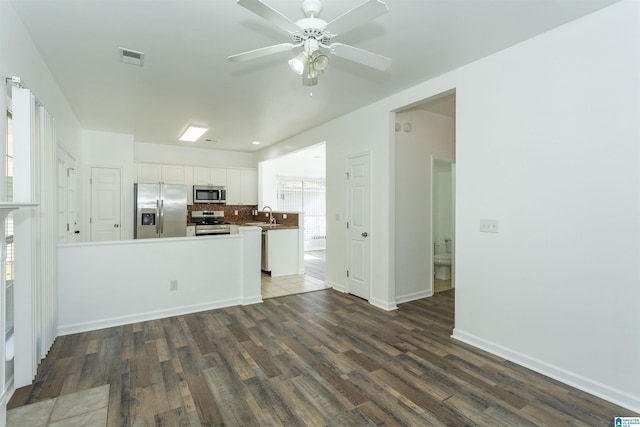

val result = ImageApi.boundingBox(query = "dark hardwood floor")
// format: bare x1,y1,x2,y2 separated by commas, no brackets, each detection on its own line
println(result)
9,288,635,426
304,250,325,281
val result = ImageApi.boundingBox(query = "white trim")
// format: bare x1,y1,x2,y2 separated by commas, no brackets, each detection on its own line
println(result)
370,298,398,311
395,290,432,305
326,280,346,293
58,298,244,336
452,329,640,413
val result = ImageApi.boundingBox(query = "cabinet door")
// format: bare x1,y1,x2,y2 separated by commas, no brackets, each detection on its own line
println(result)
193,167,211,185
184,166,194,204
241,169,258,205
226,169,242,204
162,165,185,184
137,163,162,183
211,168,227,186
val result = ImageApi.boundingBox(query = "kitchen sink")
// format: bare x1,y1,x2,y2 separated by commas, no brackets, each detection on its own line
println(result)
245,222,267,226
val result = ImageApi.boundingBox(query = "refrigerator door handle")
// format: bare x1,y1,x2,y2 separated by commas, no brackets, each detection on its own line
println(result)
160,199,164,234
156,199,160,234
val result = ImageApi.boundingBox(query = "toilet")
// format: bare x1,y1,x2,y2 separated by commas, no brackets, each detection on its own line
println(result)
434,238,452,280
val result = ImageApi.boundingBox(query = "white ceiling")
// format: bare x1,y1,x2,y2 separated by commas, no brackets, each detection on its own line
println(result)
10,0,619,152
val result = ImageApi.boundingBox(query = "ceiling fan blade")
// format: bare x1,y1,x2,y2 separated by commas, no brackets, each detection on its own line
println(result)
328,43,392,71
237,0,300,35
326,0,388,36
228,43,299,62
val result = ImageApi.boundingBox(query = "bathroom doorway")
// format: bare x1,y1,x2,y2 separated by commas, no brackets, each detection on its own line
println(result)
432,158,456,292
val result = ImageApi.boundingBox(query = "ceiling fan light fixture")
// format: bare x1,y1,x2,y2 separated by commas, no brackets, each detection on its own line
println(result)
310,50,329,71
288,52,306,75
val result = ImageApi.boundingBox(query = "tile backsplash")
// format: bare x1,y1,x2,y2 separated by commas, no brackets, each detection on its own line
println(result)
187,204,299,226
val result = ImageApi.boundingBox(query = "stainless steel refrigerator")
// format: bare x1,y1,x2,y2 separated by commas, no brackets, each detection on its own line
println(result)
134,183,187,239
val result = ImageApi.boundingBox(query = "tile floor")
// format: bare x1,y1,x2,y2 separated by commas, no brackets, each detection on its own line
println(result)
261,272,330,299
6,384,109,427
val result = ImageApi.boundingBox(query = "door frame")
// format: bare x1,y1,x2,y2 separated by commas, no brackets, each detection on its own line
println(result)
344,151,372,300
431,156,456,292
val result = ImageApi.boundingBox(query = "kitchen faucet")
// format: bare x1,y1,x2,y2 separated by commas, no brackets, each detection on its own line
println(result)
262,206,275,224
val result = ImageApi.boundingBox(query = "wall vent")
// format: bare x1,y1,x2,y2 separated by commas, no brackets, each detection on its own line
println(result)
119,47,144,66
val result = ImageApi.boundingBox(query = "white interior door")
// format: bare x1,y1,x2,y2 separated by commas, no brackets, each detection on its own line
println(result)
346,153,371,300
90,167,121,241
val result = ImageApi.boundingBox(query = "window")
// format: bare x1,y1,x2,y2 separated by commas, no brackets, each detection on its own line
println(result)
277,177,326,251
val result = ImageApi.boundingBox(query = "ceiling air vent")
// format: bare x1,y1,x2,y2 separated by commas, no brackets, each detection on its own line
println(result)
119,47,144,66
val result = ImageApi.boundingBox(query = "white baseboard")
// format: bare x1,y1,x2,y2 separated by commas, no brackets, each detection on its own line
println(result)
326,280,346,293
242,296,263,305
452,329,640,413
395,290,432,305
370,297,398,311
57,298,244,336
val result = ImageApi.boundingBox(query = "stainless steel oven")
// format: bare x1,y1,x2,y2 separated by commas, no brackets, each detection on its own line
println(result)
192,210,230,236
193,185,226,204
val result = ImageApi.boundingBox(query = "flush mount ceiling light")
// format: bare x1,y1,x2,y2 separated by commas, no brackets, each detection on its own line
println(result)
228,0,392,87
178,125,208,142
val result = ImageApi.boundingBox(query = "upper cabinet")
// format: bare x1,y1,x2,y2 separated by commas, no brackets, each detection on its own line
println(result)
136,163,186,185
135,163,257,206
193,167,227,186
226,168,257,205
136,163,161,183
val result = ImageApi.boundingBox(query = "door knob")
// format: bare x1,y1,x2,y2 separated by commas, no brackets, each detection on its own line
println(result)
361,232,368,237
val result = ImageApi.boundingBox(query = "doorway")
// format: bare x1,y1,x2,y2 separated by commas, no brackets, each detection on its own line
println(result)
432,158,455,293
393,91,456,302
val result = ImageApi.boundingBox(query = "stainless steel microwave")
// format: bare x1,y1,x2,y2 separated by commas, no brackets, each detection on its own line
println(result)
193,185,226,204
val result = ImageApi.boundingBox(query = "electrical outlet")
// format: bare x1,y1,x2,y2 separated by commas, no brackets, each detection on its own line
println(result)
480,219,499,233
170,280,178,291
283,214,287,219
234,210,238,215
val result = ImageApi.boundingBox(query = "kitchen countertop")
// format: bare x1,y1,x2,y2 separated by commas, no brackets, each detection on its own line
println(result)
240,222,298,230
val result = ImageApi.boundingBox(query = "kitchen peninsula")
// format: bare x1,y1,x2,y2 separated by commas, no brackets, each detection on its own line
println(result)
57,227,262,335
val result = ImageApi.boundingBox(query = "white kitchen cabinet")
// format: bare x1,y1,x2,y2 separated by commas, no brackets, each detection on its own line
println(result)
241,169,258,205
262,228,299,277
161,164,186,184
136,163,186,184
226,168,257,205
136,163,162,183
193,167,227,186
184,166,193,204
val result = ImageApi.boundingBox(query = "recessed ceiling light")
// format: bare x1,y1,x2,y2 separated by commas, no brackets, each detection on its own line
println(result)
252,141,261,145
179,125,208,142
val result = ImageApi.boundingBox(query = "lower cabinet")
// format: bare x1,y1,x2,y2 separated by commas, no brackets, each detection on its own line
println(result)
262,229,299,277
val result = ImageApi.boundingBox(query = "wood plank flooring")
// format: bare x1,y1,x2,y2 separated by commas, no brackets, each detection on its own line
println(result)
9,289,636,426
304,250,326,281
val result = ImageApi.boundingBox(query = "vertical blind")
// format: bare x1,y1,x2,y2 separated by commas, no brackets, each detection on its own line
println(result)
277,177,326,251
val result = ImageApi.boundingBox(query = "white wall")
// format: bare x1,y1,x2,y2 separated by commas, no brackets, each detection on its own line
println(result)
0,2,82,159
258,0,640,412
135,141,255,168
82,130,135,240
394,109,455,303
57,229,262,335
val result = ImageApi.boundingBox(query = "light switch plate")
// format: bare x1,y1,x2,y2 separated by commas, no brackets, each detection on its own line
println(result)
480,219,499,233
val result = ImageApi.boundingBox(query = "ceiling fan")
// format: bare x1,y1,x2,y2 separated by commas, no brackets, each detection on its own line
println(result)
228,0,392,86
